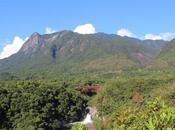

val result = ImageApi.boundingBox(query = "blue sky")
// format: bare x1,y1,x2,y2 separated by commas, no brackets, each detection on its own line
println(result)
1,0,175,58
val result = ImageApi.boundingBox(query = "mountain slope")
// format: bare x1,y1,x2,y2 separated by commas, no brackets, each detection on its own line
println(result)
149,39,175,68
143,39,167,50
0,31,164,79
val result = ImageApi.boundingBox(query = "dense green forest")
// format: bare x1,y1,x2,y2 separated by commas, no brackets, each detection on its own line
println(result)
0,80,88,130
1,69,175,130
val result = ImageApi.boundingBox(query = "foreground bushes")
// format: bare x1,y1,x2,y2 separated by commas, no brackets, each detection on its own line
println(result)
94,97,175,130
0,81,87,130
91,77,175,129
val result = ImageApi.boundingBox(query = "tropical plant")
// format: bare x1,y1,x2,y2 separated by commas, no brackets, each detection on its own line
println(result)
71,123,87,130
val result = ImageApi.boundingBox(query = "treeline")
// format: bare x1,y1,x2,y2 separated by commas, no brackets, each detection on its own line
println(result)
0,81,87,130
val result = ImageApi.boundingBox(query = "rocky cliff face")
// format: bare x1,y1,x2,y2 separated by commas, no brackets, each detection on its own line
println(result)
21,32,45,53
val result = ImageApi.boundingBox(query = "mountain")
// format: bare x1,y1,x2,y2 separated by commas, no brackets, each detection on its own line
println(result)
143,39,167,50
0,31,166,79
149,39,175,69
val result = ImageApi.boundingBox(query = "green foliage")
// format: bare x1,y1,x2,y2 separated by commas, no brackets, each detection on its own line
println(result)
71,123,87,130
0,81,87,130
92,69,175,116
92,70,175,130
144,97,175,130
0,72,18,80
94,97,175,130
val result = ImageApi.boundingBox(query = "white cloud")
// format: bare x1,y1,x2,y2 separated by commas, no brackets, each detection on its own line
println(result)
74,24,96,34
144,33,175,41
144,34,162,40
116,28,175,41
160,33,175,41
0,36,27,59
45,27,56,34
117,28,137,38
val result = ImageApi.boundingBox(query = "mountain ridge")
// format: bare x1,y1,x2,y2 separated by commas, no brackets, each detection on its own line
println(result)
0,31,169,79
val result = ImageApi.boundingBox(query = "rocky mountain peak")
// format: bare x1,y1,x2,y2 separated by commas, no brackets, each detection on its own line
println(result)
21,32,45,53
31,32,40,38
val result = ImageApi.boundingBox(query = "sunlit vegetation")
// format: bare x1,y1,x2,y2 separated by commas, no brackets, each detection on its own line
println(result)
71,123,87,130
90,69,175,130
94,97,175,130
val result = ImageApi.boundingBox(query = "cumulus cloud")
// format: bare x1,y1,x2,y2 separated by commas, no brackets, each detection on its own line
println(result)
144,33,175,41
116,28,175,41
44,26,175,41
117,28,137,38
45,27,56,34
74,24,96,34
0,36,27,59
